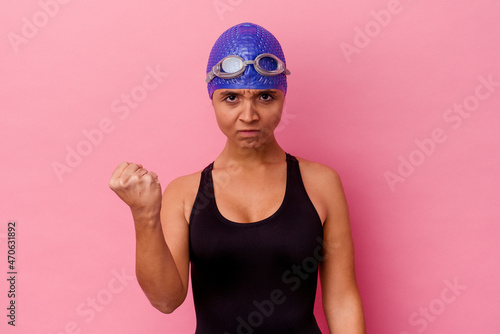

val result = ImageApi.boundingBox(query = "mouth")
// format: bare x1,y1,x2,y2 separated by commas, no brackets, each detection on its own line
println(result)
238,129,260,137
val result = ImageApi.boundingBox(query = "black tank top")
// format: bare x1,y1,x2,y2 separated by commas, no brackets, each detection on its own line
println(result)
189,153,324,334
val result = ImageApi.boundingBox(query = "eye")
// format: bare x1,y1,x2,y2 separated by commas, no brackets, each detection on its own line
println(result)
260,93,274,101
223,94,238,102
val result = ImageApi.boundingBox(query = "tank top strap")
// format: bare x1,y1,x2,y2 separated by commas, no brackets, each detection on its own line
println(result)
189,162,215,223
285,151,295,162
285,152,305,194
201,161,214,184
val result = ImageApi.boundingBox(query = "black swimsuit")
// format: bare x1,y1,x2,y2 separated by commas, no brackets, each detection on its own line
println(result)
189,153,324,333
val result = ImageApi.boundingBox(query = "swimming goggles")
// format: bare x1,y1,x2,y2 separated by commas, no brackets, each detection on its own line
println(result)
205,53,291,83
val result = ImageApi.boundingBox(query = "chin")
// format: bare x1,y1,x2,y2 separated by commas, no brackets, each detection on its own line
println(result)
235,137,260,147
239,141,261,149
240,136,275,150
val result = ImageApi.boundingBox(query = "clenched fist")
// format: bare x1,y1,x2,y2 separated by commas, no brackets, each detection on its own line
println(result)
109,162,162,218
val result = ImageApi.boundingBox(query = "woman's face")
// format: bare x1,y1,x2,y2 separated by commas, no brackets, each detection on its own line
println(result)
211,89,285,149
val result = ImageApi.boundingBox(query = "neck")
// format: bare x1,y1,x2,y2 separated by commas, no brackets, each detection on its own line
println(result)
216,137,286,168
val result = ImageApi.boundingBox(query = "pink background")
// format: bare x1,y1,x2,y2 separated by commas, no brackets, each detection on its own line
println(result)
1,1,499,333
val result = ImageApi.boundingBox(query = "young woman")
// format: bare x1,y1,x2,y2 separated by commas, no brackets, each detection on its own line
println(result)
109,22,365,333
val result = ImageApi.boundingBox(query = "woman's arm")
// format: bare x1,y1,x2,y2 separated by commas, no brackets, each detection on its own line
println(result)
318,168,366,333
109,162,190,314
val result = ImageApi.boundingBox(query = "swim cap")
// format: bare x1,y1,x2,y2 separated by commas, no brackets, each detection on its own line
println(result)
206,22,289,99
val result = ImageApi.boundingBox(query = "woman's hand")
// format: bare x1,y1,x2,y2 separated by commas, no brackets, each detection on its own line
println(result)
109,161,162,220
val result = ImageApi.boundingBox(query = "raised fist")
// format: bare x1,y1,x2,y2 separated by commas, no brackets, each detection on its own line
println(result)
109,162,162,216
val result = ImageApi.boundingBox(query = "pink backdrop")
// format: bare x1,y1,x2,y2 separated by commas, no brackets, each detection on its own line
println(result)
1,1,499,333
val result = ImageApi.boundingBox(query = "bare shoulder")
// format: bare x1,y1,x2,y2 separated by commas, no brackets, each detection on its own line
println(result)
163,170,202,196
295,156,343,191
294,156,346,224
162,170,203,222
163,169,202,202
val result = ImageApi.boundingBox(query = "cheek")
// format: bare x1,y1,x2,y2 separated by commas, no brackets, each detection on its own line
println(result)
267,108,283,128
214,110,235,133
214,113,227,130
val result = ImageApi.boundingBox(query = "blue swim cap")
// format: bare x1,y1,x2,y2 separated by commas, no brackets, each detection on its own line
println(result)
206,22,289,99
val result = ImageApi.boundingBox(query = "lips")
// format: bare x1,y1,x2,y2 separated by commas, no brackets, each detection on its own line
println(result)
238,129,260,137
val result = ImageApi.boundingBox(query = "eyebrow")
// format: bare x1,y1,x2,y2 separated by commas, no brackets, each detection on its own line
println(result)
220,89,277,96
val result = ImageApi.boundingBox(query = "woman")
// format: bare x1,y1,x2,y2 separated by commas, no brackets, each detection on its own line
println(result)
109,22,365,333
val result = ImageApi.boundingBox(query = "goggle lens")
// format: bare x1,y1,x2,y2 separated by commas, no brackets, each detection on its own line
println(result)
221,57,244,74
257,56,278,71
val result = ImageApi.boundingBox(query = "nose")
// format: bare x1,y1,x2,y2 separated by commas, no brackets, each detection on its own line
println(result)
238,100,259,123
